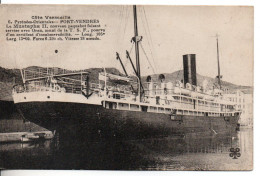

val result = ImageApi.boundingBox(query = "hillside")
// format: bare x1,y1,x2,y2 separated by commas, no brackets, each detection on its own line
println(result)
0,66,253,101
0,66,22,84
141,70,252,93
0,66,125,101
0,82,13,101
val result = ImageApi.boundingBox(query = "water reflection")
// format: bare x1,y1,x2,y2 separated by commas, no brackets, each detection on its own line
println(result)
0,128,253,170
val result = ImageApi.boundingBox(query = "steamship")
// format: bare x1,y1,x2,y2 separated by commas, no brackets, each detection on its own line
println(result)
12,5,241,139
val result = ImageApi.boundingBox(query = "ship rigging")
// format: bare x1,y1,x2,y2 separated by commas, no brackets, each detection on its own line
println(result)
12,5,241,139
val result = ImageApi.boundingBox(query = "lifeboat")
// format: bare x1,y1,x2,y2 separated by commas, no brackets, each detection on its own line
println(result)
173,87,191,96
204,94,215,101
191,91,204,99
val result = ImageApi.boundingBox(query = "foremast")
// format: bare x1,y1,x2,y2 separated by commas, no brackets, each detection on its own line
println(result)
132,5,143,101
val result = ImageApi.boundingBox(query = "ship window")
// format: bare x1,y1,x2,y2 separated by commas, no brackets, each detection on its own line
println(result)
47,96,50,99
24,97,26,99
159,107,164,112
141,106,148,112
113,93,120,99
156,96,160,105
109,102,113,109
130,104,140,111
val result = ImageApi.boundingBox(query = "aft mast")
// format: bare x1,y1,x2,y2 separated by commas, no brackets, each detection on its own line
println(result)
216,34,222,89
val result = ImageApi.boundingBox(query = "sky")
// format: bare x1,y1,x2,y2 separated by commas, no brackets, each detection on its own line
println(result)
0,5,253,86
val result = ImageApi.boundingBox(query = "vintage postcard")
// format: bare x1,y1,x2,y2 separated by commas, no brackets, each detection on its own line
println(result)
0,4,253,170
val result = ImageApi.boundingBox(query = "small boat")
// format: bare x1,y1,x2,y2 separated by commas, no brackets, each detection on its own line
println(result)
21,133,39,142
44,131,55,140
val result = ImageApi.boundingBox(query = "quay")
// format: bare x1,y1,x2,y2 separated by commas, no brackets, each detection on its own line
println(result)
0,131,54,143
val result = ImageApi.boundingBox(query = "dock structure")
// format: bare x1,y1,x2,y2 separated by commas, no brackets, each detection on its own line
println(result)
0,131,54,143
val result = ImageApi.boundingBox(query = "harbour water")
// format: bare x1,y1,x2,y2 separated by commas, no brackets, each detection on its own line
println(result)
0,127,253,170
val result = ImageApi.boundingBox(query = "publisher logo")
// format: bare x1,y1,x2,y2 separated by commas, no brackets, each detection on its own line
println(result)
229,148,241,159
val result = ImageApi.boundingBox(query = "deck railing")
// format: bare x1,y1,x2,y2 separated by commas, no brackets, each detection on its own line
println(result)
13,81,236,114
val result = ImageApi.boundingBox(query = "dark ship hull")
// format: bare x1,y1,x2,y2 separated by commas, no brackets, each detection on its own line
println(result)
16,101,240,140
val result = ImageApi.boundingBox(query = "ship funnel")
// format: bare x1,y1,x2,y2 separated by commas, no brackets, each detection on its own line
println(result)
183,54,197,87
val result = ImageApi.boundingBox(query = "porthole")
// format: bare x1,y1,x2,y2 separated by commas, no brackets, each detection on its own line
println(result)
47,96,50,99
